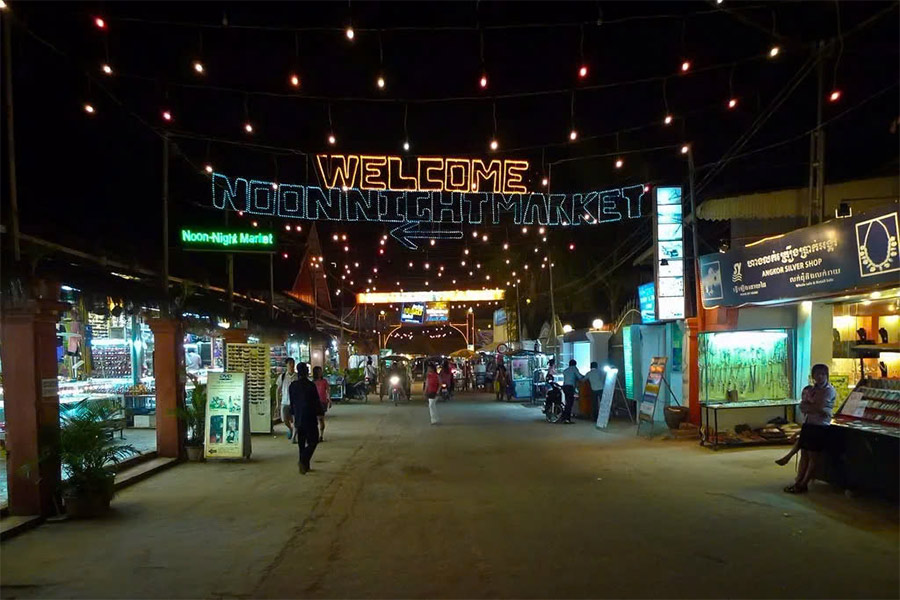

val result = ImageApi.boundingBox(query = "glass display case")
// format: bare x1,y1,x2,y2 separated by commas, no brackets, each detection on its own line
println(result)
698,329,794,403
835,377,900,437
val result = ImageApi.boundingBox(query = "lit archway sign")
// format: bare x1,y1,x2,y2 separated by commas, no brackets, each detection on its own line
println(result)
357,289,505,304
212,166,647,249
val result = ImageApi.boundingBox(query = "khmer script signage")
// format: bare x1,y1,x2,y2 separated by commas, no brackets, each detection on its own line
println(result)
699,209,899,308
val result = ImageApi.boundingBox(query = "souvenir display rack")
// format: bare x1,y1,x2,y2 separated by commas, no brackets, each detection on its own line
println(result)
226,343,271,433
90,341,132,378
834,377,900,438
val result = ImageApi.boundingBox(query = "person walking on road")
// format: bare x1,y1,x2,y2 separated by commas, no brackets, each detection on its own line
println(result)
585,361,604,422
312,366,330,443
289,363,325,474
364,357,377,397
276,358,297,440
425,364,441,425
561,359,583,424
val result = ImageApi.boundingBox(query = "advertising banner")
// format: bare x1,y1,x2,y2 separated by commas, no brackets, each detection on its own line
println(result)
493,308,508,326
425,302,449,322
653,187,685,320
638,282,656,323
205,372,251,459
400,303,426,324
699,209,899,308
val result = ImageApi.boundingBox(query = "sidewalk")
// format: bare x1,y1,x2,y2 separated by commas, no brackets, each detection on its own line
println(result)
1,395,897,599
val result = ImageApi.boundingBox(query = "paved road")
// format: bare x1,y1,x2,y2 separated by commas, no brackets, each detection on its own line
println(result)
2,394,897,599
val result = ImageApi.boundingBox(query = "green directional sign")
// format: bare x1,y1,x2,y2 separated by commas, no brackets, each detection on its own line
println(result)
180,228,275,252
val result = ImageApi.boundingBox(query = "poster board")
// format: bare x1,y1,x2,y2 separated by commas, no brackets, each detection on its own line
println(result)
225,343,271,434
595,368,619,429
638,357,668,428
204,372,252,459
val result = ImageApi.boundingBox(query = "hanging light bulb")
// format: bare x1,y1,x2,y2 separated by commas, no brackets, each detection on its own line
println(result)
84,103,96,114
829,90,841,102
193,61,205,74
569,130,578,141
479,74,488,89
727,98,738,109
541,177,549,186
376,75,385,89
162,110,173,122
578,65,588,78
664,114,673,125
681,144,690,154
489,139,499,151
482,234,488,242
204,164,214,174
328,134,337,145
769,46,780,58
345,26,355,40
101,64,113,75
521,226,528,234
681,60,691,72
94,17,106,29
615,158,624,169
244,122,253,133
403,141,410,151
289,74,300,88
503,242,509,250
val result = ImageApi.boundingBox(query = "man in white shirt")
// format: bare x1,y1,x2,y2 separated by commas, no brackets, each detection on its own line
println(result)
186,349,202,371
277,358,298,440
585,361,604,422
363,357,377,397
561,359,584,424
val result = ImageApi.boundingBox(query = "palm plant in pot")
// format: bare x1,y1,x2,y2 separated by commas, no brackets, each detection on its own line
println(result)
59,398,137,518
180,374,207,461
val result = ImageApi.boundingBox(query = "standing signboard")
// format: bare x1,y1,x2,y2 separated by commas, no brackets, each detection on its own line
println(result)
653,187,685,320
637,357,668,434
205,372,252,459
595,368,619,429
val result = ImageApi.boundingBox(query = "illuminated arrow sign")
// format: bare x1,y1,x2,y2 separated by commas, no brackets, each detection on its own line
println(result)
390,221,464,250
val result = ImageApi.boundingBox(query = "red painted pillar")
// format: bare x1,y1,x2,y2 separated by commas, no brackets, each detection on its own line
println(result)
148,318,185,459
685,317,701,425
0,294,68,516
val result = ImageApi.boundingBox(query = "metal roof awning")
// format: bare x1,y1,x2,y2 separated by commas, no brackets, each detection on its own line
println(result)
697,177,899,221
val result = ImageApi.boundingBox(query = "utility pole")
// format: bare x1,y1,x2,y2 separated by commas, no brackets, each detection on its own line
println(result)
687,148,699,320
548,253,557,359
3,14,20,262
515,280,522,344
161,133,170,316
268,253,275,319
808,40,826,225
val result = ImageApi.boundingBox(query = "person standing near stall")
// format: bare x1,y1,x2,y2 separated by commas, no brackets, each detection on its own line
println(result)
782,363,836,493
585,362,604,422
289,363,324,474
560,359,583,424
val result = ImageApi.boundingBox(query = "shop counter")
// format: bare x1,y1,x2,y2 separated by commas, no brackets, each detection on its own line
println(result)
818,422,899,500
700,399,799,450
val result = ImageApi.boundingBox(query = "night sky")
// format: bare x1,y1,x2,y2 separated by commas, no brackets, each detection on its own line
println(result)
4,1,898,329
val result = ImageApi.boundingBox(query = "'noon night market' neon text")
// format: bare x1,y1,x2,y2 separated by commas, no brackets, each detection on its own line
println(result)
211,174,646,227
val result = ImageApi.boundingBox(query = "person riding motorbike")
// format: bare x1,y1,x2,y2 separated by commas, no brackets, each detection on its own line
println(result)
439,360,454,401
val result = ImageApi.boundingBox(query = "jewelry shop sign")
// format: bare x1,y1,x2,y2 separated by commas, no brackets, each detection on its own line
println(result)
698,209,899,308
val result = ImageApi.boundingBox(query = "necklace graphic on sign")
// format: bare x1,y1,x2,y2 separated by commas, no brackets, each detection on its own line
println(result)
858,218,898,274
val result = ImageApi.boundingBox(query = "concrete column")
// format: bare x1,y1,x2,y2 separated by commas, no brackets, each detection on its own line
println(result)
796,301,833,400
148,318,185,459
0,294,68,516
338,342,350,370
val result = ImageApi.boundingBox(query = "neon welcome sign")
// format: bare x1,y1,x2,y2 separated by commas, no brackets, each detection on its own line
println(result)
211,154,647,249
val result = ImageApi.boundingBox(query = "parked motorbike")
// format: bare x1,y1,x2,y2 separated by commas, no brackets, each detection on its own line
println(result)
543,381,564,423
345,379,369,403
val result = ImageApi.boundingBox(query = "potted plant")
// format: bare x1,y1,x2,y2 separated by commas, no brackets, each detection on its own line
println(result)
181,374,207,461
59,398,137,518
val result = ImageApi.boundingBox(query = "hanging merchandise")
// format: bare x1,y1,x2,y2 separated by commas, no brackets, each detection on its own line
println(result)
225,343,271,434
